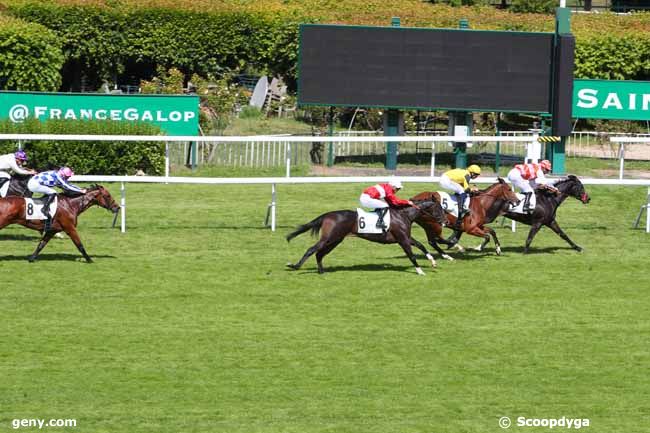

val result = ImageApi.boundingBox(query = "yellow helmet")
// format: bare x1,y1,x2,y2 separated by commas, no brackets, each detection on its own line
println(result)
467,164,481,175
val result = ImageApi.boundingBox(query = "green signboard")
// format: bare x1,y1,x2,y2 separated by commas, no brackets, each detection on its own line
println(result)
573,79,650,120
0,91,199,136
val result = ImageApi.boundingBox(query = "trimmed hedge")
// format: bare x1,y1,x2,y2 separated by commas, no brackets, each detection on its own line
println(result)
0,15,64,91
4,2,650,90
7,4,304,90
0,119,165,175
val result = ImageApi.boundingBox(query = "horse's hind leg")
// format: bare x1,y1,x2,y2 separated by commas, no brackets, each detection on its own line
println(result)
28,231,55,262
288,238,328,271
65,226,93,263
315,238,344,274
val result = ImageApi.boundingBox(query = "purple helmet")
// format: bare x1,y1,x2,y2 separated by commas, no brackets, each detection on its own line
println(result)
14,150,27,161
58,167,74,178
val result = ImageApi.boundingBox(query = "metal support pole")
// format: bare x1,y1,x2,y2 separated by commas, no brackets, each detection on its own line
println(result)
430,142,436,177
120,182,126,233
633,187,650,234
286,142,291,178
327,107,335,167
271,183,277,232
165,142,170,179
619,143,625,180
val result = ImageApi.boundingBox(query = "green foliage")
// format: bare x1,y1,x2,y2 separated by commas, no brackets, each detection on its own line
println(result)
575,34,650,80
239,106,263,119
7,3,307,90
509,0,557,14
0,119,165,175
0,15,64,91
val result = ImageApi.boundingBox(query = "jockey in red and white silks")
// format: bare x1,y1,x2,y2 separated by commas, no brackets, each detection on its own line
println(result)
507,160,556,212
359,179,413,229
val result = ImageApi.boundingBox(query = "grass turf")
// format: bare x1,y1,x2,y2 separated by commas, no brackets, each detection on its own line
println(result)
1,182,649,433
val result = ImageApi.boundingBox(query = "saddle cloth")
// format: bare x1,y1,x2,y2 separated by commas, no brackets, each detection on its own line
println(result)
508,193,537,214
0,177,9,198
24,196,58,220
356,208,391,234
437,192,471,217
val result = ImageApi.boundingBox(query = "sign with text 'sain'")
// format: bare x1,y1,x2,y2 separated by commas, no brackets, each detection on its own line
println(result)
572,79,650,120
0,92,200,136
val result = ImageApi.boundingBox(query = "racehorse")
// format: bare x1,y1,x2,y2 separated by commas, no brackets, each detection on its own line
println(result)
0,184,120,262
411,178,520,257
0,174,32,198
504,175,590,253
286,200,448,275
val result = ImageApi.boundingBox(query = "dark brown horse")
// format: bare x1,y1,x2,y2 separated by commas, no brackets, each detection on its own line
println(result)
286,200,448,275
0,174,33,198
412,178,519,257
0,185,119,262
505,175,590,253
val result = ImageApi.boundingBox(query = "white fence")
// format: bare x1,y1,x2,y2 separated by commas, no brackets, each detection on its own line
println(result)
1,133,649,233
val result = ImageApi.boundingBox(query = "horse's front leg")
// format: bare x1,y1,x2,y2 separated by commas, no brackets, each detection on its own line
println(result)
397,236,425,275
547,220,582,252
485,226,502,255
28,231,56,262
65,225,93,263
410,237,437,268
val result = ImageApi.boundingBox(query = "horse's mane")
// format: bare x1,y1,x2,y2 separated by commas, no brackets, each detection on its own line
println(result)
554,174,579,186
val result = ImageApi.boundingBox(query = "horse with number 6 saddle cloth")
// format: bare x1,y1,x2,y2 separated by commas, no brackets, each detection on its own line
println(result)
355,208,392,234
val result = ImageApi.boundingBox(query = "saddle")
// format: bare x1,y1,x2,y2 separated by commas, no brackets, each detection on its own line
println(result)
24,196,59,220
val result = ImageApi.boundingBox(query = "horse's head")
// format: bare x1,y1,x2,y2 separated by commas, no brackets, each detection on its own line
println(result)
493,177,520,207
558,175,590,204
415,199,448,226
87,184,120,213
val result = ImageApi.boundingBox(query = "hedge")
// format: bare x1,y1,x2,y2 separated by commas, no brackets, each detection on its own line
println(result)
0,119,165,175
0,15,64,91
4,2,650,90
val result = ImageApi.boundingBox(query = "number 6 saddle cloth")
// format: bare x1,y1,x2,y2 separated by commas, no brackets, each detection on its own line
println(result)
356,208,392,234
24,196,59,220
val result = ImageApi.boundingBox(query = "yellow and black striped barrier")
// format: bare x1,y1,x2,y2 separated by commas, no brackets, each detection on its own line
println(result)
537,136,562,143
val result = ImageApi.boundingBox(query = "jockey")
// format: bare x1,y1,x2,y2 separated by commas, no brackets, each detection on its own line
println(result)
507,159,556,213
0,150,37,185
360,178,414,230
439,164,481,225
27,167,87,230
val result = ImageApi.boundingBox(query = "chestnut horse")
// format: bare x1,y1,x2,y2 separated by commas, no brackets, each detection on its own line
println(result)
0,185,119,262
286,200,448,275
412,178,519,257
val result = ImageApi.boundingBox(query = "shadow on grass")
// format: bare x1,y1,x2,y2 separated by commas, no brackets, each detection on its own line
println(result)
0,233,42,241
0,253,116,262
286,262,429,274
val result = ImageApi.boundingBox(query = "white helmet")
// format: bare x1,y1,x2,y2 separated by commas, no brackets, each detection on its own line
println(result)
388,179,403,190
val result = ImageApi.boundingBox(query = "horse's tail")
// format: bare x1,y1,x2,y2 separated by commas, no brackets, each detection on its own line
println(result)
286,213,327,242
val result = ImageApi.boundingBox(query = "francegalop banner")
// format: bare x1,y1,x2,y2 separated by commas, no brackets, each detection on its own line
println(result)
0,91,200,136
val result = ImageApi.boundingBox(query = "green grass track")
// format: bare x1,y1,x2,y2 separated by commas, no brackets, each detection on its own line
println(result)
1,182,649,433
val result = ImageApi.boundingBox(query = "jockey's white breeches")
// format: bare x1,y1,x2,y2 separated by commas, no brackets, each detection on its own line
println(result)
439,175,465,194
507,168,535,193
28,177,56,196
360,193,389,209
0,171,10,180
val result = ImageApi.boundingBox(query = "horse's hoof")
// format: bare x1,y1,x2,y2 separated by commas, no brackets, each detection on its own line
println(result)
286,263,298,270
442,254,454,261
415,267,425,276
575,246,583,252
495,246,502,256
86,259,94,264
28,256,36,263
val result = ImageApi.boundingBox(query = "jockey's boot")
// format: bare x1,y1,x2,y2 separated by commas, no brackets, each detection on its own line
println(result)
41,194,54,231
375,208,388,231
454,193,469,229
523,192,533,213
